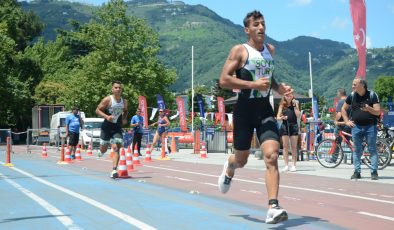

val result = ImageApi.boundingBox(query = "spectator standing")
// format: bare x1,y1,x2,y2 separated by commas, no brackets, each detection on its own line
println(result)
341,78,381,180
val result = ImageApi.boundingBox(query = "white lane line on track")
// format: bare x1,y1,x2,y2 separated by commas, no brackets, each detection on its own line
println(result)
0,162,156,230
200,182,217,187
165,176,193,182
240,189,262,195
69,157,394,206
357,212,394,221
139,164,394,206
0,173,83,230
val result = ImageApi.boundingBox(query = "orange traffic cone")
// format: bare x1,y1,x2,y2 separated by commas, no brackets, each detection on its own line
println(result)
109,146,115,159
200,141,207,158
86,143,93,156
171,136,177,153
132,144,142,166
126,145,135,172
75,144,82,161
158,138,170,160
118,148,131,178
65,146,72,163
144,144,153,163
41,143,48,158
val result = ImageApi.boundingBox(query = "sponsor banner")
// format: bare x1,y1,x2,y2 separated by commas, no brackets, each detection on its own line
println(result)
138,96,148,128
217,97,226,131
176,97,187,132
196,94,205,118
156,94,166,110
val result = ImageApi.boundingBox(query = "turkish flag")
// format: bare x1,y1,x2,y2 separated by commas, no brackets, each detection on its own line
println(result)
350,0,366,79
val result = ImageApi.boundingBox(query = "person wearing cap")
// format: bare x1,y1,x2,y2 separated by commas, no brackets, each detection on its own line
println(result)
149,108,170,152
130,108,145,156
65,106,84,159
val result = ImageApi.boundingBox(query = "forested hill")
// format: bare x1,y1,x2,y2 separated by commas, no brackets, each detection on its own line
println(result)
22,0,394,100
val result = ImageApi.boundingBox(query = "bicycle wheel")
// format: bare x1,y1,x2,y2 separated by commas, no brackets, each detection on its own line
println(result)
316,139,344,168
363,139,392,170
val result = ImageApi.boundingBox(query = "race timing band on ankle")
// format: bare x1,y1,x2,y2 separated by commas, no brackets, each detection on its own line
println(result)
268,199,278,205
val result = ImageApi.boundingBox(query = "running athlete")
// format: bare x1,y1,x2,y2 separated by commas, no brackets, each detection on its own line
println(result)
277,94,300,172
149,109,170,152
96,80,128,178
217,10,293,224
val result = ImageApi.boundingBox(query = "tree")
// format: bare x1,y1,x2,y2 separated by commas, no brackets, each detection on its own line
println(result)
0,0,43,129
32,0,177,116
374,76,394,105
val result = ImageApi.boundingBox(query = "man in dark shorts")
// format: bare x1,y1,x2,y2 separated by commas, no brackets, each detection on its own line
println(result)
217,10,293,224
96,80,128,178
65,106,84,159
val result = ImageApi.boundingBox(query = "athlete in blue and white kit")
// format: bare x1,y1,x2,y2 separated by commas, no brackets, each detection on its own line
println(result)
218,10,293,224
96,80,128,178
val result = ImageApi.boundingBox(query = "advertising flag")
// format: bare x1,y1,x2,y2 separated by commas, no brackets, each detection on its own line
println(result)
176,97,187,132
350,0,366,79
196,94,205,118
138,96,148,128
217,97,226,131
156,94,166,110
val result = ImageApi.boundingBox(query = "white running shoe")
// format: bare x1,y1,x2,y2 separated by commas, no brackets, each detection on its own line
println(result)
282,165,289,172
218,160,232,194
110,170,118,179
290,165,297,172
265,204,288,224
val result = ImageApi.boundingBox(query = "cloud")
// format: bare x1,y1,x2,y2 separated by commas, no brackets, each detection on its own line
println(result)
366,36,372,49
353,36,372,49
288,0,312,7
389,4,394,14
330,17,349,29
309,32,320,38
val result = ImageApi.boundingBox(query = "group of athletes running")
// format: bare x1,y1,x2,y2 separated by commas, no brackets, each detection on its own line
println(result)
93,10,290,224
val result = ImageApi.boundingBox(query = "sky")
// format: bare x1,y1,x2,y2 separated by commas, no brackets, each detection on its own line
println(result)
58,0,394,48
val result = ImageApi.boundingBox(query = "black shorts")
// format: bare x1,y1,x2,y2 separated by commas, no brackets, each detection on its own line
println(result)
280,123,299,136
68,132,79,146
100,121,123,144
233,98,280,151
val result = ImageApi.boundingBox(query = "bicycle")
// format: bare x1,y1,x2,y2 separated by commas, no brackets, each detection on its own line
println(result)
316,128,392,170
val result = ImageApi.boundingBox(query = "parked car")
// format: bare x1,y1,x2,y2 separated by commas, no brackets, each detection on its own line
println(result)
49,111,85,146
80,118,104,148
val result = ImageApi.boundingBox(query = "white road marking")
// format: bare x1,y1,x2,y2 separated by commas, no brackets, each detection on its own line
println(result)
380,195,394,198
366,193,378,196
200,182,217,187
64,157,394,206
0,173,83,230
165,176,193,182
140,165,394,205
1,163,156,230
358,212,394,221
240,189,262,194
283,196,301,201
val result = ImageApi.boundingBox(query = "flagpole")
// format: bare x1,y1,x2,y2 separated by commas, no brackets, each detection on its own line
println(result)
191,46,194,133
309,51,313,99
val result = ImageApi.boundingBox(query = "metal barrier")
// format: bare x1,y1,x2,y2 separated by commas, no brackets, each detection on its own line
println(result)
206,130,228,153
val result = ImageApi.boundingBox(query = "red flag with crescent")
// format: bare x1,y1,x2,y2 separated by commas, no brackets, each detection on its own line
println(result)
138,96,148,128
176,97,187,132
350,0,366,79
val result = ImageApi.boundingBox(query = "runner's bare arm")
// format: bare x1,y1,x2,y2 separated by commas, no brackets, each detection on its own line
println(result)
96,96,111,121
219,45,253,90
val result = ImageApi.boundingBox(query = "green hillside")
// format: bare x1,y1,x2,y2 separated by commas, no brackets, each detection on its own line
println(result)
22,0,394,101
